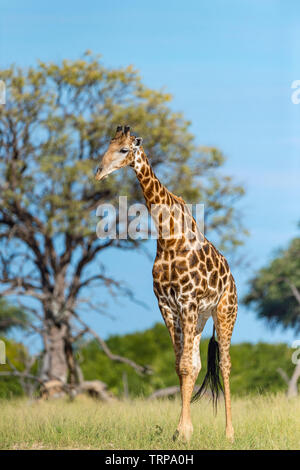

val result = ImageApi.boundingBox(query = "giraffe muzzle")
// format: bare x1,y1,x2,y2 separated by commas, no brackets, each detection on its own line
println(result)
95,166,108,181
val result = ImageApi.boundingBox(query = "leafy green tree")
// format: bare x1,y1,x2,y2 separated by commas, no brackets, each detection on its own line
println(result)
0,52,246,388
244,235,300,396
244,237,300,331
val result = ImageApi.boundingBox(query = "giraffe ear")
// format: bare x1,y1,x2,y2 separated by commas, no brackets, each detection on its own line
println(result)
134,137,143,147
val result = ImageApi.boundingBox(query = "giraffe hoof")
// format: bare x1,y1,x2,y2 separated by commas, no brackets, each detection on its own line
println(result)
173,426,193,443
226,428,234,442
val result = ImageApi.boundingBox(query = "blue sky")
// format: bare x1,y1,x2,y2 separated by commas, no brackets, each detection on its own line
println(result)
1,0,300,347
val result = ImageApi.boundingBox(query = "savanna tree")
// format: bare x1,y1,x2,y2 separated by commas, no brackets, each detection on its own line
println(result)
0,52,246,393
244,234,300,397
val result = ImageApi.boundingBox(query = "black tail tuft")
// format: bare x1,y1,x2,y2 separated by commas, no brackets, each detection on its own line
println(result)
191,326,223,413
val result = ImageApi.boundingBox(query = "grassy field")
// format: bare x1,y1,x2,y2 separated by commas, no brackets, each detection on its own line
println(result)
0,393,299,450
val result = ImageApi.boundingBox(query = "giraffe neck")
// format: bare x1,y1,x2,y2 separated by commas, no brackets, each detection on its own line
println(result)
133,149,173,209
133,149,197,247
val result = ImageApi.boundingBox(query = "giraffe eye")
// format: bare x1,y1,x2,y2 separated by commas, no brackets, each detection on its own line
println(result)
120,148,129,154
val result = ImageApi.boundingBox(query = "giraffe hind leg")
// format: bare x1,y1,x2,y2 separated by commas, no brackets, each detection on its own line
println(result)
213,284,238,441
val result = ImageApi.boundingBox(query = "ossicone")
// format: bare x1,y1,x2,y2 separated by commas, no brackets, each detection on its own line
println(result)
124,125,131,136
114,125,124,138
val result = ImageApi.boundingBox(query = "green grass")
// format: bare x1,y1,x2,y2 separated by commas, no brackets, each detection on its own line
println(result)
0,393,299,450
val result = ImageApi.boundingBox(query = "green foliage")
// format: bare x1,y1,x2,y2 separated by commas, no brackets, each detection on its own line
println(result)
0,337,28,398
0,299,28,334
229,342,294,395
1,323,295,399
79,323,294,398
244,236,300,331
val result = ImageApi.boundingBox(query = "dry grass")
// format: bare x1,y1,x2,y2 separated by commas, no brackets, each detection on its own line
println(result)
0,393,299,450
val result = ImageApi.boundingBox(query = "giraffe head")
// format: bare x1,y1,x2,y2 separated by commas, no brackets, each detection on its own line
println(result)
95,125,143,181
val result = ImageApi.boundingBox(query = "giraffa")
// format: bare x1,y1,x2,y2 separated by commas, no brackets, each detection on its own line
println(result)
95,126,238,442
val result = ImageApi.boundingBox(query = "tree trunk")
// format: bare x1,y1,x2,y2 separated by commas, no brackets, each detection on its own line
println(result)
287,361,300,398
40,321,71,384
277,362,300,398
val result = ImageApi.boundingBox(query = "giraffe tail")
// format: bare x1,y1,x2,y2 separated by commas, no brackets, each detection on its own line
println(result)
191,326,223,413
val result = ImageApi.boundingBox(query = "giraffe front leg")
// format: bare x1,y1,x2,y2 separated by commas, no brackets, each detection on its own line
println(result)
157,303,188,440
173,304,199,443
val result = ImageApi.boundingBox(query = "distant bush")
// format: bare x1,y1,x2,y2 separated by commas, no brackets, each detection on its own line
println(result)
0,323,295,398
78,323,296,398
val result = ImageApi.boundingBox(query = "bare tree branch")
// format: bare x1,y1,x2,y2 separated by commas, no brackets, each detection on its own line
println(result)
71,310,152,375
277,363,300,398
0,370,42,383
277,368,289,385
148,386,180,400
287,282,300,306
276,277,300,307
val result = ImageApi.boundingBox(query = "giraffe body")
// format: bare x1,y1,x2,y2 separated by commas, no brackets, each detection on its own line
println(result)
96,126,238,442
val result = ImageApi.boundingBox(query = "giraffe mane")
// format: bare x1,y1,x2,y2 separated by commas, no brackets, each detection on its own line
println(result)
167,190,186,205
